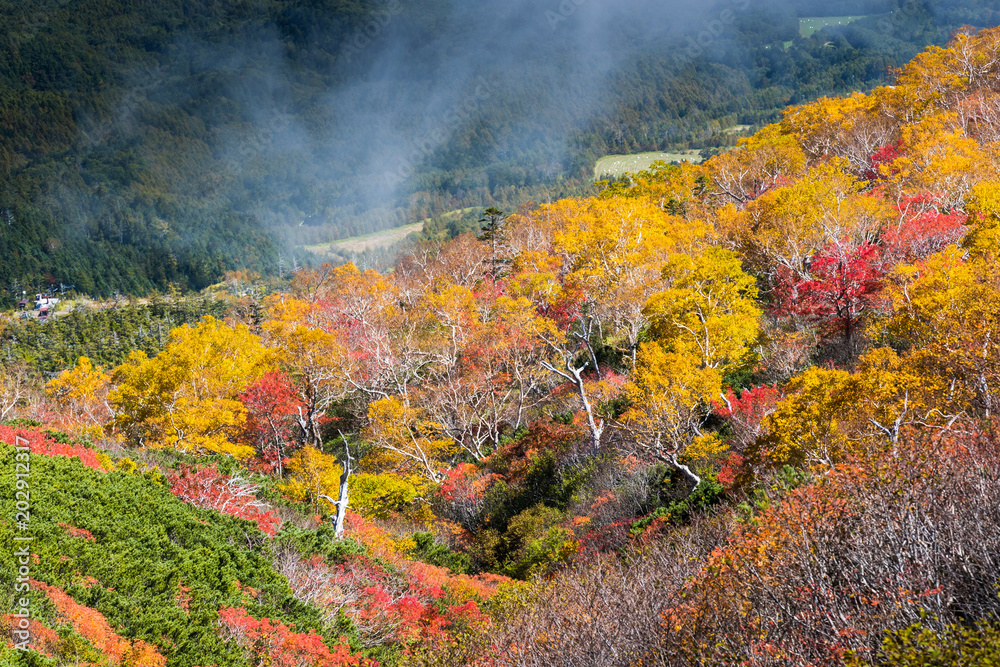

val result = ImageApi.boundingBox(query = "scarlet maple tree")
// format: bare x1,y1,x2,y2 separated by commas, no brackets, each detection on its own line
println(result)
714,384,784,454
239,371,305,475
862,140,903,181
882,194,967,261
772,240,886,354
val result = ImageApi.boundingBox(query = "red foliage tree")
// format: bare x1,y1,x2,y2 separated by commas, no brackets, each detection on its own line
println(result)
713,385,784,454
713,384,784,489
274,531,499,653
863,140,903,181
294,549,448,649
773,240,886,353
239,371,305,475
437,463,501,529
167,464,281,536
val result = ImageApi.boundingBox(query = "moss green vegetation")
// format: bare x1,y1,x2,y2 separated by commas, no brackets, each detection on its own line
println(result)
0,439,363,667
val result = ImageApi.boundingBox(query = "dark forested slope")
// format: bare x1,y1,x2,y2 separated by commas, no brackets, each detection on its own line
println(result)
1,0,998,300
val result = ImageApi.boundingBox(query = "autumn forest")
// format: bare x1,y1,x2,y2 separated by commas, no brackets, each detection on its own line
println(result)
5,21,1000,667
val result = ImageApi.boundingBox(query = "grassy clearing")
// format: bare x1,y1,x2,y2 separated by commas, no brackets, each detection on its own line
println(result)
304,208,480,259
595,151,703,179
305,222,424,257
799,16,869,38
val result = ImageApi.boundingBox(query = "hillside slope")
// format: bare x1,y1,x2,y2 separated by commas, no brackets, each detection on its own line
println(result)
7,23,1000,667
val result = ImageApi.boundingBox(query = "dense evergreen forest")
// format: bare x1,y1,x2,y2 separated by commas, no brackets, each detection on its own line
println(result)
2,0,1000,301
0,295,236,373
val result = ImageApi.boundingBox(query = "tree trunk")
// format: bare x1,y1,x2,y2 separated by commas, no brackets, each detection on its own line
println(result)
318,435,355,539
333,434,354,539
658,452,701,494
333,463,351,538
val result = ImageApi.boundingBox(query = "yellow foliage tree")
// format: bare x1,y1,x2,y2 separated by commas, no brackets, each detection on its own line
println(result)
717,160,890,278
847,346,944,443
890,112,994,208
706,123,807,205
962,180,1000,255
264,297,349,446
621,247,760,487
109,317,272,458
45,356,111,439
348,472,422,520
604,161,712,220
622,344,722,488
763,366,853,467
644,247,761,372
780,92,896,173
890,27,1000,114
552,196,708,274
551,195,711,365
279,445,342,512
363,396,456,483
506,250,572,311
764,344,954,469
879,245,1000,419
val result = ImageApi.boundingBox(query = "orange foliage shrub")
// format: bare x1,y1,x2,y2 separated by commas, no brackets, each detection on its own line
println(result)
58,522,96,541
32,579,167,667
167,464,281,536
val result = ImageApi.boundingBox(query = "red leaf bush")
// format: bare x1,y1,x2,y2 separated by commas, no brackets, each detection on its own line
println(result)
167,464,281,536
